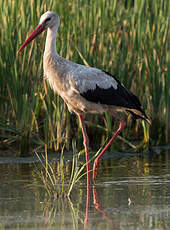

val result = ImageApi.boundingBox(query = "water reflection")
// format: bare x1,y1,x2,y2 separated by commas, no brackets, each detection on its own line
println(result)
92,185,121,230
0,149,170,229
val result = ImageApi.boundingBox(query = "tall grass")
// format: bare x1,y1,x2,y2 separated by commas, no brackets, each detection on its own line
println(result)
0,0,169,155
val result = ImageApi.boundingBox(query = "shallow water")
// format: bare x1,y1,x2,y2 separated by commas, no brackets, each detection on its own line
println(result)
0,148,170,230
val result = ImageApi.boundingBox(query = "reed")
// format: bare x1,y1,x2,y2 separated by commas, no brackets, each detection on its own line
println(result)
32,140,98,197
0,0,169,155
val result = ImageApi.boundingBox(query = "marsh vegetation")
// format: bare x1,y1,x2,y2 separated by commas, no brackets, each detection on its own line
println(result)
0,0,169,155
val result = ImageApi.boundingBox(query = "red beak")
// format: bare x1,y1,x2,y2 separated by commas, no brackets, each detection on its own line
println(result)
17,24,46,53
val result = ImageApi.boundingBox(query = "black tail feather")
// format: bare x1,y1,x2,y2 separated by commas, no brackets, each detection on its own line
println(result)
126,109,151,124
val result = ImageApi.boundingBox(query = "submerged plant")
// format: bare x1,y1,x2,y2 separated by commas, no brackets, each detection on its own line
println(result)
33,150,67,198
32,141,87,197
32,138,111,197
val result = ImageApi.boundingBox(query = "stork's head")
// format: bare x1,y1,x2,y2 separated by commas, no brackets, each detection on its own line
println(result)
39,11,60,29
17,11,60,53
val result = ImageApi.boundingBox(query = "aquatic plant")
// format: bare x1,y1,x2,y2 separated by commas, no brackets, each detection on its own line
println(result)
32,139,104,197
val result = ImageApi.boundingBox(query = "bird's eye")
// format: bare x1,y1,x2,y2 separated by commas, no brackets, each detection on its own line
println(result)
45,17,51,23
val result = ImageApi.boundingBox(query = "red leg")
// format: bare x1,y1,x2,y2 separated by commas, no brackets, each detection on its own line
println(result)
93,110,126,180
78,114,90,185
79,114,90,230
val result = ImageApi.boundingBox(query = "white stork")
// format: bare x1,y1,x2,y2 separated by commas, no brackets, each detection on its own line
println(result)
18,11,150,181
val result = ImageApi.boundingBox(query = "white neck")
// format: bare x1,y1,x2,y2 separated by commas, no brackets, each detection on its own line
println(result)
44,25,59,56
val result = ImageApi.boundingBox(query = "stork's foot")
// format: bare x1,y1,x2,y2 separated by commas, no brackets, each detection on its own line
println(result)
93,159,99,180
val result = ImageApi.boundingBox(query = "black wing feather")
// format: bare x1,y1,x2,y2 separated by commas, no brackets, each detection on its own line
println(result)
81,83,142,111
101,70,141,108
80,70,148,120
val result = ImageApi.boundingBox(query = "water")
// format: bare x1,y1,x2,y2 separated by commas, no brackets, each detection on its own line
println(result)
0,148,170,230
